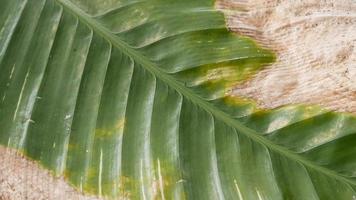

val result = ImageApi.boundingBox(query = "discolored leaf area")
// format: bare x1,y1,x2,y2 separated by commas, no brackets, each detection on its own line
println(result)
0,0,356,199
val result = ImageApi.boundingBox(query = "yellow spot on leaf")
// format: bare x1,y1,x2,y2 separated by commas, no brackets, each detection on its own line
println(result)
95,118,126,138
115,118,125,130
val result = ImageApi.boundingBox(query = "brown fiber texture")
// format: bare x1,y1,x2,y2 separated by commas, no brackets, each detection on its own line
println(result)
0,146,102,200
218,0,356,114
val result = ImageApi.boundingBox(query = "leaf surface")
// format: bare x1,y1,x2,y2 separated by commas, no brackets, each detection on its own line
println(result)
1,0,356,199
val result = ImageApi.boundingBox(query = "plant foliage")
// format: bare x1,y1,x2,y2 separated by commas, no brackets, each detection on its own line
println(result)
1,0,356,199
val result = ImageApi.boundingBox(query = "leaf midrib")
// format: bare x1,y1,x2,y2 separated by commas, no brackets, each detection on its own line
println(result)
55,0,356,188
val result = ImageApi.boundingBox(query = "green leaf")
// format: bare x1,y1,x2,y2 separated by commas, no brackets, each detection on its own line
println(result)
1,0,356,199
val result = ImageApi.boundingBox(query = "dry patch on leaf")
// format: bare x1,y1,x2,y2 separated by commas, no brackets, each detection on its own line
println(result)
218,0,356,114
0,146,102,200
